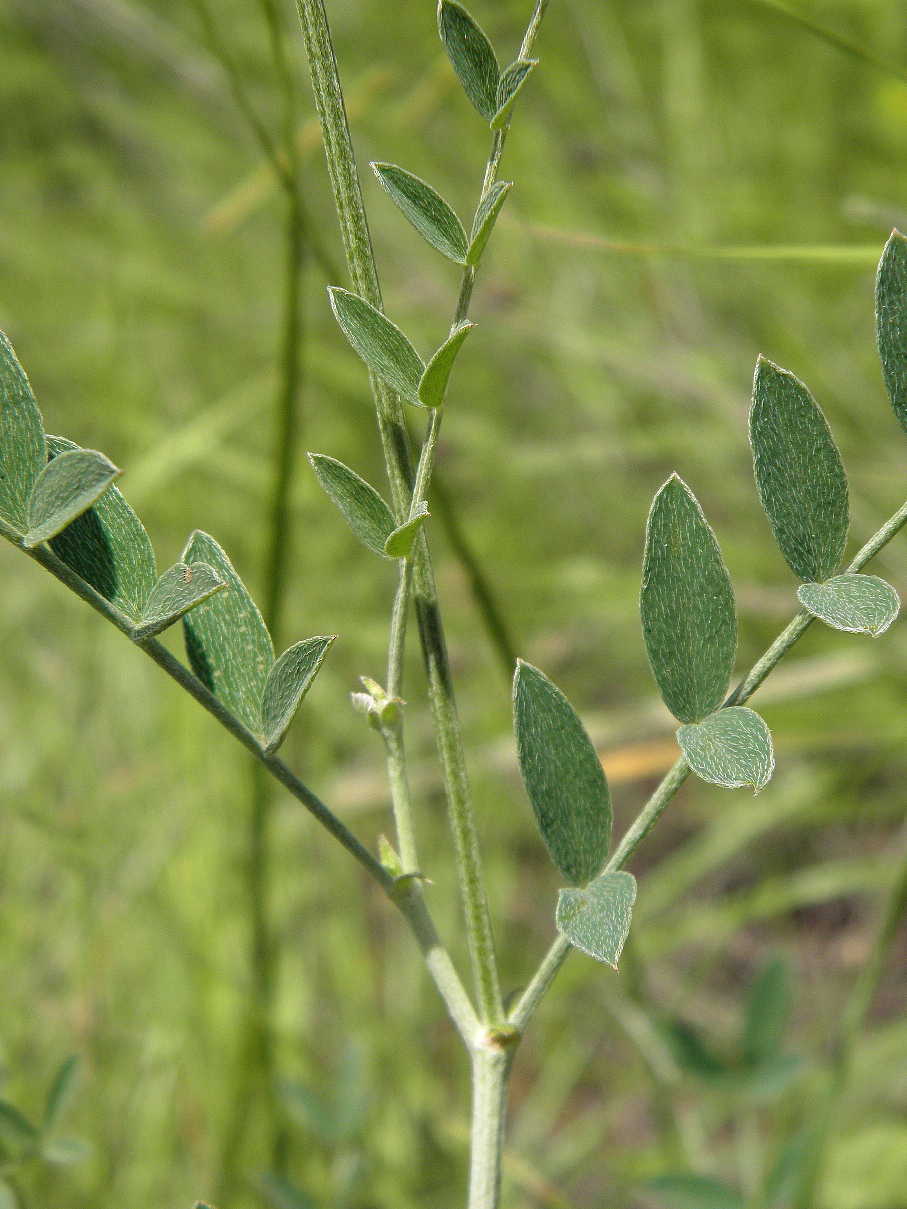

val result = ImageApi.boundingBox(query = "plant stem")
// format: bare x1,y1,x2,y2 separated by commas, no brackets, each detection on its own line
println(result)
510,493,907,1033
468,1045,516,1209
294,0,504,1025
793,820,907,1209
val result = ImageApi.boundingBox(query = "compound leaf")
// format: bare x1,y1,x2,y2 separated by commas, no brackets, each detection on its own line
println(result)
0,331,45,539
182,531,274,735
514,660,611,885
309,454,396,557
677,706,774,792
467,181,511,266
418,324,474,408
43,1054,78,1131
46,437,156,621
329,288,424,405
261,635,336,755
876,229,907,436
797,573,899,635
492,58,537,128
555,870,636,966
24,449,120,548
133,562,226,640
648,1174,746,1209
751,357,849,583
438,0,499,122
640,475,737,724
741,957,791,1067
384,502,429,559
371,162,468,263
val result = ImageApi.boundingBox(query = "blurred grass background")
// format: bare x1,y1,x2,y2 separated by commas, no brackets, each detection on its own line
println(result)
3,0,907,1206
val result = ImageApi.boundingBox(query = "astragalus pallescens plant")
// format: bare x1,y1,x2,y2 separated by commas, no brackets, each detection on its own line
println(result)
4,3,907,1207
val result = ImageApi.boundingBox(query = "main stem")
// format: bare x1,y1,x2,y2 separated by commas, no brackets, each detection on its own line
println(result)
510,493,907,1032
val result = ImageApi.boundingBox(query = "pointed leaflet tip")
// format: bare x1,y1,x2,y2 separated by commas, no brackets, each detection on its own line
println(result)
0,330,46,539
24,449,121,548
261,635,336,754
328,287,425,405
555,871,636,966
640,475,737,724
750,357,848,583
418,323,475,408
309,453,397,557
876,229,907,436
132,561,226,640
371,162,468,263
438,0,500,122
513,660,612,885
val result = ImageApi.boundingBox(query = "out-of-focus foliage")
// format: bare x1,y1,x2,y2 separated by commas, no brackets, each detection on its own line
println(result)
2,1,907,1207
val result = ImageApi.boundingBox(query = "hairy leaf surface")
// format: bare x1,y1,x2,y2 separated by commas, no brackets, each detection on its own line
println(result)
309,454,396,557
640,475,737,724
438,0,499,121
371,163,467,263
384,503,429,559
261,636,336,754
329,288,424,405
467,181,511,266
513,660,611,885
182,531,274,734
492,58,537,128
677,706,774,792
797,573,899,635
877,229,907,435
25,449,120,548
134,562,225,639
0,331,45,538
47,436,156,620
750,357,848,582
555,870,636,966
418,324,474,408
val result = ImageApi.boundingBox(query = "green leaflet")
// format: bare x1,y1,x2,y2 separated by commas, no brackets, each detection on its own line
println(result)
384,503,429,559
0,1102,39,1151
24,449,120,548
797,572,899,635
42,1138,90,1166
328,288,424,406
661,1020,728,1080
371,163,468,264
741,957,791,1067
438,0,499,122
467,181,511,266
492,58,537,129
555,870,636,966
648,1174,746,1209
0,331,45,539
182,531,274,734
640,475,737,724
513,660,612,886
309,454,397,557
47,436,156,622
876,229,907,436
750,357,849,583
261,635,336,755
43,1055,78,1132
763,1131,811,1209
418,324,474,408
677,706,774,792
133,562,226,640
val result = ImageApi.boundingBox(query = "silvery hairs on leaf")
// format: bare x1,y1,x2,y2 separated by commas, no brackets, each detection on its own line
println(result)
750,357,848,583
640,475,737,724
371,163,468,264
0,330,46,538
329,288,424,406
308,453,397,557
555,871,636,967
24,449,121,548
677,706,774,792
876,229,907,437
797,573,899,636
513,660,612,886
438,0,499,122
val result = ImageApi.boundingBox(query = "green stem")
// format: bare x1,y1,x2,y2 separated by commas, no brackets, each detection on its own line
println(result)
468,1045,516,1209
387,556,412,699
510,493,907,1033
793,820,907,1209
383,720,420,874
294,0,504,1025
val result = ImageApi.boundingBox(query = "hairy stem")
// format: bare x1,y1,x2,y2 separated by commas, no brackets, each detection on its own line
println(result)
468,1045,516,1209
510,493,907,1032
